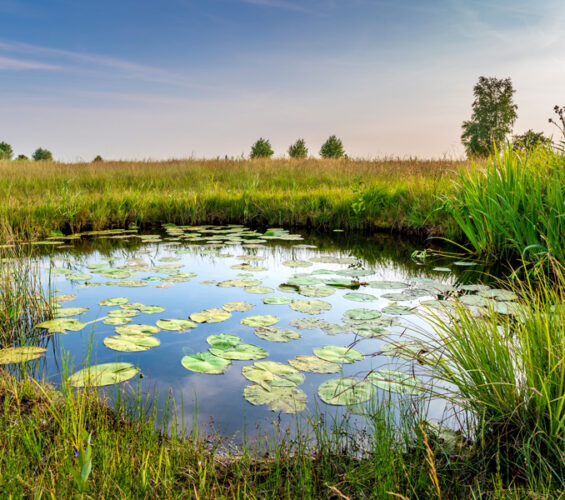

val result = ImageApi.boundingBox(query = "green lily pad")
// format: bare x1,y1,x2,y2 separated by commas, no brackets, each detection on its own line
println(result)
309,256,340,264
120,302,146,310
244,286,275,294
108,309,139,318
313,345,364,364
288,355,341,373
282,260,312,268
298,285,335,298
231,264,268,272
381,293,413,301
344,292,377,302
190,308,231,323
54,294,76,303
181,352,231,374
241,315,279,327
53,307,89,318
242,361,304,389
68,273,93,281
380,341,428,361
381,304,413,315
368,369,425,395
99,297,130,306
343,308,382,321
113,280,148,287
156,319,197,331
459,294,488,307
290,299,332,315
323,278,359,289
290,317,322,330
479,289,518,301
367,281,408,289
68,362,140,387
286,276,324,286
254,326,301,342
217,279,261,288
206,334,241,349
104,334,160,352
102,317,131,325
222,301,255,312
0,346,47,364
114,324,160,336
137,305,165,314
432,267,451,272
454,261,478,267
318,378,375,406
243,384,306,413
263,296,293,305
278,284,299,293
101,270,132,279
209,344,268,360
35,318,86,333
319,322,351,335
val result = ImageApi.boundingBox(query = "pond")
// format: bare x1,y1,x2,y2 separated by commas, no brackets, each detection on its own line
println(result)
17,225,503,440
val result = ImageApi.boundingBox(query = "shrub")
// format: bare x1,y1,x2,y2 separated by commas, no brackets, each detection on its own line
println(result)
15,154,29,161
32,148,53,161
320,135,345,159
288,139,308,159
512,130,550,151
0,141,13,160
93,155,103,162
250,138,274,159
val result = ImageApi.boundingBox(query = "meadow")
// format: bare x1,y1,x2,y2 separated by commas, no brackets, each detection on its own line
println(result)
1,147,564,498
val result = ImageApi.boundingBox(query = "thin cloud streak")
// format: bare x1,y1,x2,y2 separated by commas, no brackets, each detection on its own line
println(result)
0,55,60,70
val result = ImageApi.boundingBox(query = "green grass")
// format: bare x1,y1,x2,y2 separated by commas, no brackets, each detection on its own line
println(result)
444,146,565,270
0,157,468,239
421,268,565,492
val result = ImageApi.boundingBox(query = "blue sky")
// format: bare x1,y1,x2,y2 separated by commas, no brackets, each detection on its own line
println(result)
1,0,564,160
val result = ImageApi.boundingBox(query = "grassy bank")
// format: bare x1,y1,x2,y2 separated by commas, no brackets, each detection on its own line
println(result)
0,157,468,239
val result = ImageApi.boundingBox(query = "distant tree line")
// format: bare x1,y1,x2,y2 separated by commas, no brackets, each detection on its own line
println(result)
250,135,346,159
0,143,54,161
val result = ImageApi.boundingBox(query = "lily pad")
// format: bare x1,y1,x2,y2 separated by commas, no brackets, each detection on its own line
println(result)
156,319,197,331
263,296,293,305
53,307,89,318
368,369,425,395
35,318,86,334
113,280,148,287
319,322,351,335
181,352,231,374
68,273,93,281
290,299,332,315
222,301,255,312
0,346,47,364
209,344,268,360
243,384,306,413
54,294,76,303
99,297,130,306
206,334,241,349
288,355,341,373
190,308,231,323
68,362,140,387
479,289,518,301
103,317,131,325
318,378,375,406
343,292,377,302
381,293,413,301
254,326,301,342
286,276,324,286
343,308,382,321
241,315,279,327
298,285,335,298
313,345,364,364
217,279,261,288
381,304,413,315
290,317,322,330
282,260,312,268
244,286,274,294
108,309,139,318
380,341,428,361
242,361,304,389
104,334,160,352
367,281,408,289
114,324,160,336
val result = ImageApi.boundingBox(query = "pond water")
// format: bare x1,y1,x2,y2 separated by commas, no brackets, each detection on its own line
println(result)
23,225,497,440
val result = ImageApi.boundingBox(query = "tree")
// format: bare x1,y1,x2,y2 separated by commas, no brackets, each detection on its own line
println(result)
288,138,308,159
15,154,29,161
32,148,53,161
512,130,550,151
250,138,274,159
320,135,345,159
461,76,518,157
93,155,103,162
0,141,13,160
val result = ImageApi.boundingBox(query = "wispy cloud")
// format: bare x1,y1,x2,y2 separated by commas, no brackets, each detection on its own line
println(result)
240,0,313,13
0,55,60,70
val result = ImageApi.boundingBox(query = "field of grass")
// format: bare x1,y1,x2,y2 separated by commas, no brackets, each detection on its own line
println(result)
0,157,469,239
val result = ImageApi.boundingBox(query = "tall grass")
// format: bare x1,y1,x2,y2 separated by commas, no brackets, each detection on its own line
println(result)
422,269,565,490
444,146,565,268
0,157,469,238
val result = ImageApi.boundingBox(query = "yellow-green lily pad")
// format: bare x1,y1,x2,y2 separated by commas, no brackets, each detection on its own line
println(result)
0,346,47,364
318,378,374,406
241,315,279,327
104,334,160,352
181,352,231,374
290,299,331,315
313,345,364,364
190,308,231,323
68,362,140,387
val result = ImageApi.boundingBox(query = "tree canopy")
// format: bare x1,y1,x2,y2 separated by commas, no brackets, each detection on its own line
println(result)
0,141,13,160
320,135,345,159
32,148,53,161
288,139,308,159
461,76,518,157
250,138,274,159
